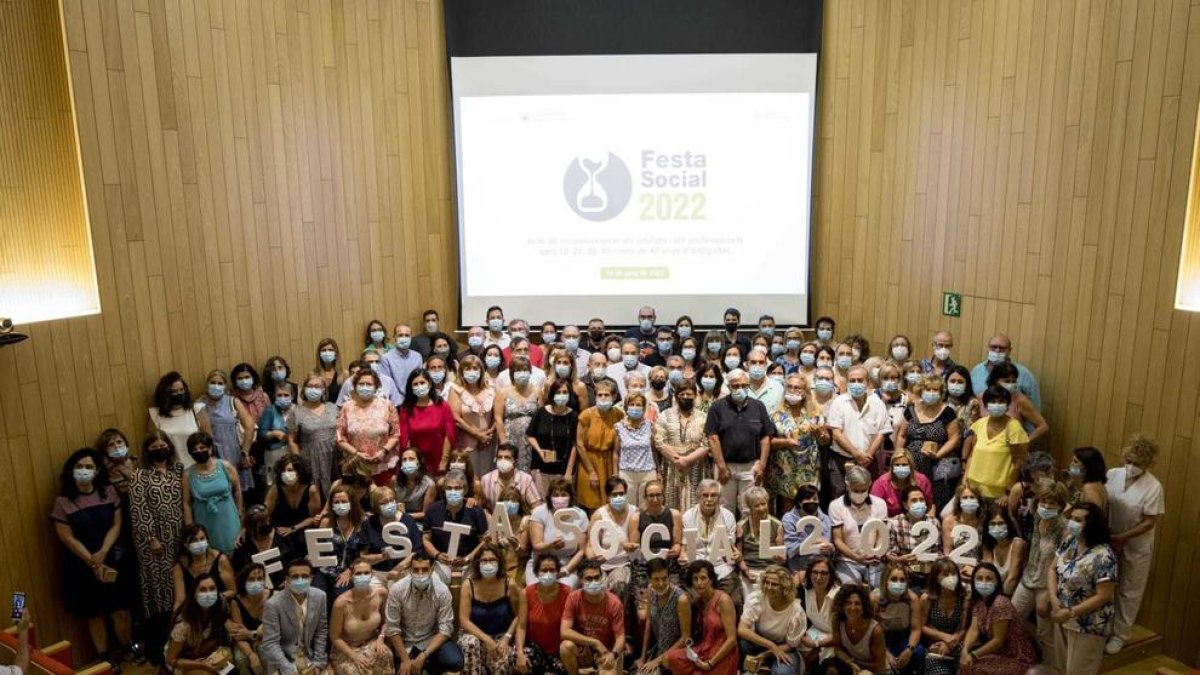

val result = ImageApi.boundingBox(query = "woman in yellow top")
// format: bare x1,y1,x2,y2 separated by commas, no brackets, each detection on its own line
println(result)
571,379,626,509
963,386,1029,500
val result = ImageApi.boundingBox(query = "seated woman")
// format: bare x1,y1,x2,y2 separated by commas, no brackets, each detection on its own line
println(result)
525,478,588,588
870,563,925,675
918,558,967,675
585,476,639,595
799,557,841,670
634,557,690,675
665,560,739,675
232,505,288,590
173,523,236,610
229,563,271,675
737,565,808,675
960,563,1037,675
870,450,933,518
830,584,887,675
362,486,421,583
630,479,684,590
520,553,571,675
457,542,524,675
264,454,321,553
492,484,532,585
316,485,371,601
736,486,786,598
981,504,1028,597
941,483,984,577
394,446,437,521
166,573,234,675
330,558,392,675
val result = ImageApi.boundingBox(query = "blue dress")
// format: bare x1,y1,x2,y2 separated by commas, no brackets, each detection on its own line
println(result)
206,395,253,491
188,463,240,554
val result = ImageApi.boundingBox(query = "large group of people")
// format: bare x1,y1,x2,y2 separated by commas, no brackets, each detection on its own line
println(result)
49,305,1165,675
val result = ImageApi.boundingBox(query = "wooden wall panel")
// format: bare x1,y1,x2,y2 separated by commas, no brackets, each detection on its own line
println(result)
812,0,1200,665
0,0,455,652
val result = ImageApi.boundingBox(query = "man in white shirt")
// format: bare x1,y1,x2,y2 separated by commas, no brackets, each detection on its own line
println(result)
745,347,784,412
484,305,510,349
828,465,887,586
606,338,649,397
561,324,592,374
825,366,892,497
681,479,740,601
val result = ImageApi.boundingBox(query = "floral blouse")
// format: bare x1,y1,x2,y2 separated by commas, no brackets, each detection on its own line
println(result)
336,398,400,468
1054,540,1117,636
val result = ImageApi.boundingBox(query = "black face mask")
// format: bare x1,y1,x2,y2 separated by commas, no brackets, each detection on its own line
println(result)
677,398,695,411
169,392,186,406
148,448,172,463
189,451,211,464
589,330,604,342
724,322,739,333
650,379,667,391
801,502,819,515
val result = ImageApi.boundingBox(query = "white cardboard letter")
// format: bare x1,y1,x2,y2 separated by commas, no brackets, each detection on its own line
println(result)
491,504,515,539
251,547,282,589
588,519,623,560
443,521,472,560
758,518,785,559
641,523,669,560
553,509,584,546
305,528,336,568
381,521,414,560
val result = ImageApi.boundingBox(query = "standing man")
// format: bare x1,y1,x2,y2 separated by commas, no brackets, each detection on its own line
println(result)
561,324,592,373
969,333,1041,408
503,319,543,367
606,338,649,397
484,306,510,348
825,366,892,496
919,331,957,378
459,325,486,361
705,369,775,514
624,306,659,359
261,559,328,675
744,346,784,411
585,318,607,353
411,309,440,359
722,307,752,358
643,326,676,368
380,324,422,397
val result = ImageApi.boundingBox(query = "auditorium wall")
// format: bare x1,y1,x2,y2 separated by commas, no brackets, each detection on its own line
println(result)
0,0,1198,666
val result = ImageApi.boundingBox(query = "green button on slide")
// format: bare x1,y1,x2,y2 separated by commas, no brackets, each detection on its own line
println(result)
600,266,670,280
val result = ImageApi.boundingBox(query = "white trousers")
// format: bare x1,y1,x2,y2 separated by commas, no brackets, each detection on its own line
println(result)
1111,543,1152,642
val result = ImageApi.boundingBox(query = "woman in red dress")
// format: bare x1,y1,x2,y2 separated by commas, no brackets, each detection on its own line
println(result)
667,560,739,675
398,368,457,476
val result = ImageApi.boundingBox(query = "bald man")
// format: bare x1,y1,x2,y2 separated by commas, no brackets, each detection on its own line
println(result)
919,330,957,378
970,333,1042,409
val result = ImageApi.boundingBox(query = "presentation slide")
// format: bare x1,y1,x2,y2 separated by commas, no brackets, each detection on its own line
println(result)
451,54,816,326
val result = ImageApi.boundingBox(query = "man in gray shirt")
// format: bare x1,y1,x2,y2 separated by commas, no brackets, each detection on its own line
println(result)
385,553,463,675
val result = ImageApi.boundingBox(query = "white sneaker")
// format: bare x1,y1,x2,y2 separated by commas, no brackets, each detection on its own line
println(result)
1105,637,1125,655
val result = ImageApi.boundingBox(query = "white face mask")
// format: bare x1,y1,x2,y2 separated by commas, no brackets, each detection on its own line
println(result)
1125,463,1144,479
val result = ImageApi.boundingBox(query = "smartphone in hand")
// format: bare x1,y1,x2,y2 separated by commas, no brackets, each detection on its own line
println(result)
11,592,25,620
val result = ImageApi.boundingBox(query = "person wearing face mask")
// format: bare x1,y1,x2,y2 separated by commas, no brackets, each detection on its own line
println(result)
1067,446,1109,513
53,447,136,661
793,341,820,384
561,560,627,675
1010,481,1068,663
963,386,1030,500
895,376,962,512
95,428,137,503
233,504,291,591
634,557,691,675
940,484,985,568
378,323,423,396
399,368,457,475
150,371,214,470
182,431,244,555
230,362,271,426
885,335,912,365
384,553,463,674
722,307,752,359
1003,451,1056,541
166,573,234,675
644,364,673,413
286,374,339,498
491,357,542,474
173,523,237,609
841,334,870,366
969,333,1042,409
423,353,456,400
695,361,728,413
262,558,329,675
130,431,185,662
827,366,892,499
363,485,422,581
411,309,442,358
959,563,1037,675
365,319,394,354
456,542,524,675
769,375,827,512
503,320,545,368
613,394,657,508
1103,433,1164,655
720,343,745,378
666,353,689,393
813,316,837,347
264,454,321,554
681,480,741,604
782,485,835,580
583,317,606,352
335,354,404,407
527,380,579,495
918,558,968,675
314,338,348,400
256,381,298,490
492,485,533,583
450,354,499,476
665,559,740,675
424,469,488,582
700,329,730,368
830,343,856,389
883,487,941,591
653,377,711,512
336,370,401,486
585,477,639,595
869,563,925,675
877,441,937,519
829,466,887,586
624,305,660,353
982,505,1028,598
737,565,807,675
605,337,650,397
581,351,620,408
706,370,776,516
392,447,434,522
526,478,588,588
230,563,271,675
557,324,591,373
439,448,487,508
315,485,371,601
574,380,625,510
872,362,908,447
982,363,1049,442
543,347,590,410
1047,502,1117,675
460,325,488,361
484,306,511,349
798,557,841,667
328,558,392,675
899,360,924,400
776,328,806,374
735,487,787,599
919,331,957,378
744,346,785,412
481,443,543,512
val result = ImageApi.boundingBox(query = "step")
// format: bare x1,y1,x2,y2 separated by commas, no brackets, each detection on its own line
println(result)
1101,625,1164,673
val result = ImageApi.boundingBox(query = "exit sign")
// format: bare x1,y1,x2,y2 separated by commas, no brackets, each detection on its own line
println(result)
942,292,962,317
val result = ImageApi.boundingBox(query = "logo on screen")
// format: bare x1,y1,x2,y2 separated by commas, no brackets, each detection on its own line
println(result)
563,153,632,221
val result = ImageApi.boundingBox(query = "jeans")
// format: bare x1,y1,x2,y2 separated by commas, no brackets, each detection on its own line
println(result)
407,642,464,674
738,639,802,675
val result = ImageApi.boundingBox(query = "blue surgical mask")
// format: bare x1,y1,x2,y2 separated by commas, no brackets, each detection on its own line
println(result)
609,494,627,510
786,340,801,352
196,591,219,608
379,501,398,518
236,377,254,391
244,580,265,596
74,467,96,483
290,577,311,594
485,355,502,370
947,382,967,397
207,383,225,398
988,525,1009,540
678,326,692,339
800,352,816,366
881,380,899,393
848,382,867,397
187,540,209,556
887,581,908,597
987,349,1006,364
353,574,373,589
770,344,785,357
304,387,324,402
275,396,292,410
668,369,684,385
892,465,912,479
555,364,571,378
974,580,996,597
1068,465,1083,478
543,332,557,344
463,369,481,384
1065,519,1083,538
760,326,775,337
768,374,784,385
905,372,922,385
700,377,717,392
513,371,531,386
468,335,484,348
748,365,766,381
813,379,835,395
446,489,464,506
817,329,833,341
505,501,519,516
320,350,337,364
401,460,419,475
622,354,639,369
626,407,644,421
724,356,741,371
410,573,431,589
1000,382,1019,393
1037,506,1059,520
107,444,129,460
707,342,723,354
396,336,412,349
640,319,654,331
921,391,941,405
836,356,853,370
909,502,927,519
596,399,614,412
488,318,504,332
657,341,673,354
429,371,445,385
332,503,351,517
479,562,499,578
413,384,431,398
959,498,980,514
356,385,376,400
584,580,604,595
369,330,386,344
553,393,570,407
538,572,558,587
986,402,1008,418
272,368,288,382
565,338,579,351
730,388,749,403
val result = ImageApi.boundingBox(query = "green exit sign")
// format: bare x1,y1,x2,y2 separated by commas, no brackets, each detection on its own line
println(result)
942,292,962,317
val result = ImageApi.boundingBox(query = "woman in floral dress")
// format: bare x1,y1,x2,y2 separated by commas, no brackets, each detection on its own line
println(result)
767,374,828,511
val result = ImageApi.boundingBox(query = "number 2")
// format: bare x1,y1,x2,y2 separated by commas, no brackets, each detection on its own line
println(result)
949,524,980,566
911,521,939,561
795,515,825,555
